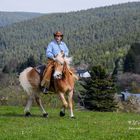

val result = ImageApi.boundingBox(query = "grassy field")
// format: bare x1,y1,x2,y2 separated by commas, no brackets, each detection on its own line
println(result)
0,106,140,140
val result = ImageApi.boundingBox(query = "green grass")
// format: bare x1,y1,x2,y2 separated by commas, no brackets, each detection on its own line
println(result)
0,106,140,140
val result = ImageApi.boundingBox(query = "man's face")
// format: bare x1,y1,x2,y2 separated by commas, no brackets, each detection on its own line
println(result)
55,35,62,42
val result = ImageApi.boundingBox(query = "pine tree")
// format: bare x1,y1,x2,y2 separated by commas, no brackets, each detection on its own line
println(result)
81,65,117,111
124,43,140,74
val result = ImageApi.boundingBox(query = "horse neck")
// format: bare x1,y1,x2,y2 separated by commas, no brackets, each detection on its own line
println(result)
63,65,72,79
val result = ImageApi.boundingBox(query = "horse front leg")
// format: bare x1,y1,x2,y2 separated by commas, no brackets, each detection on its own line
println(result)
59,92,68,117
35,95,48,118
68,90,75,118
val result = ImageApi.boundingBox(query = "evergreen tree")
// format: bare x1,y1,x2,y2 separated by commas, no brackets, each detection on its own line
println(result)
124,43,140,74
2,65,9,73
81,65,117,111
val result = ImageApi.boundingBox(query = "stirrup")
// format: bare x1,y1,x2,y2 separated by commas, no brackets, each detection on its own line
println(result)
41,87,48,94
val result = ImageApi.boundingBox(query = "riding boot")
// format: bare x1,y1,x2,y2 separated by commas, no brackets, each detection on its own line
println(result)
40,60,54,94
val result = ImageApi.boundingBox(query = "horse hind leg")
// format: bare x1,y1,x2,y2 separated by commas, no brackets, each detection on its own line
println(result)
24,95,34,117
35,95,48,118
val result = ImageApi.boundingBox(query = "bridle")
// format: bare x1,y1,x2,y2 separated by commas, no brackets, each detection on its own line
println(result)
54,59,67,78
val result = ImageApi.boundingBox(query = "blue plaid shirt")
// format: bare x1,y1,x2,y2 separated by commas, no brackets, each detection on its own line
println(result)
46,40,69,59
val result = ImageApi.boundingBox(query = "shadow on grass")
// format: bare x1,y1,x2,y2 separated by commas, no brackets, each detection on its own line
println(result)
0,113,45,118
0,113,74,120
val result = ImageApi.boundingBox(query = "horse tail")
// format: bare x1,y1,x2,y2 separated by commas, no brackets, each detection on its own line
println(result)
19,67,33,95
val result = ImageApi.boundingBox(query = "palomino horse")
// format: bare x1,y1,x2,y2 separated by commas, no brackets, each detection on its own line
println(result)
19,53,78,118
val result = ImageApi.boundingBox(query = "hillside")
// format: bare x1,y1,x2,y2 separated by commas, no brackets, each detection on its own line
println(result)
0,11,43,27
0,2,140,73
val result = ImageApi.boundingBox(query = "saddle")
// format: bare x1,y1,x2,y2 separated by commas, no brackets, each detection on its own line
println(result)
35,65,46,80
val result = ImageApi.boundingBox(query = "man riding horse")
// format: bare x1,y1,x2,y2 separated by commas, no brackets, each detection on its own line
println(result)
41,31,69,94
19,31,78,118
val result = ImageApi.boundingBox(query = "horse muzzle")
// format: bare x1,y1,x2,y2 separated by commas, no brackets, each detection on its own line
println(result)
53,71,62,79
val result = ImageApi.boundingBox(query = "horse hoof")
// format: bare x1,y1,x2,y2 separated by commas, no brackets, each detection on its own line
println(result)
71,116,76,119
25,112,31,117
43,113,48,118
60,111,65,117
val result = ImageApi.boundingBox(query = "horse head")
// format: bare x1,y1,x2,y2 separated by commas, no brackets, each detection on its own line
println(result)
53,53,72,79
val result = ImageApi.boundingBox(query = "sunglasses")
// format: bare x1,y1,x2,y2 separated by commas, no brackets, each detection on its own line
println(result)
55,35,62,37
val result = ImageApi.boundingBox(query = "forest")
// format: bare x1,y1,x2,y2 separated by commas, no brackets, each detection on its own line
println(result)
0,1,140,112
0,2,139,74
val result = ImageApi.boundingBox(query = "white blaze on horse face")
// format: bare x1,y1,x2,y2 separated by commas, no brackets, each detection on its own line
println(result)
54,52,65,79
53,70,62,79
